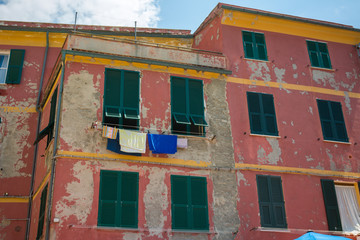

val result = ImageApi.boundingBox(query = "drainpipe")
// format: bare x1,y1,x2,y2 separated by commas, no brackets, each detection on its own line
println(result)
45,51,66,240
25,31,49,240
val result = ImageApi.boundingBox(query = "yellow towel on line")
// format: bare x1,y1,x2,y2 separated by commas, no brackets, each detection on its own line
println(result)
102,126,118,139
119,129,147,153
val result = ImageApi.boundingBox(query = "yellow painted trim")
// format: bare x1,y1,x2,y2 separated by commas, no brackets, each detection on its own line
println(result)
64,55,221,80
32,171,51,200
227,77,360,99
0,197,29,203
235,163,360,179
57,150,211,168
0,106,36,113
221,9,360,45
0,30,66,48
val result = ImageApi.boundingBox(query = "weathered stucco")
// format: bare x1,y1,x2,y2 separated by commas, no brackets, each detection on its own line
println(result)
54,161,94,227
60,69,102,152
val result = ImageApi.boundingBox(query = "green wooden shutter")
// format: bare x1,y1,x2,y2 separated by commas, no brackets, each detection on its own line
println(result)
171,175,209,230
330,102,348,141
255,33,267,60
307,41,320,67
47,88,58,146
318,43,331,68
317,100,333,139
120,172,139,228
257,175,287,228
171,175,189,229
247,92,278,136
188,80,207,126
171,77,190,124
247,92,262,133
36,184,48,240
123,71,140,120
104,69,122,125
317,100,348,142
243,31,255,59
98,171,118,226
307,41,331,69
320,179,342,231
190,177,209,230
269,177,287,228
261,94,278,135
6,49,25,84
257,175,272,227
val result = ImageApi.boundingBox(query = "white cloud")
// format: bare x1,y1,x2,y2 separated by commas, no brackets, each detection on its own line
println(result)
0,0,160,27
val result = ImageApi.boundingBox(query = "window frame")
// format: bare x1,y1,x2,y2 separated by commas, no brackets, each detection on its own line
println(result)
0,50,10,84
171,175,209,231
306,40,332,69
170,76,208,136
36,184,48,240
98,170,139,228
247,92,278,136
34,87,58,147
103,68,140,130
242,31,268,61
317,99,348,142
256,175,287,228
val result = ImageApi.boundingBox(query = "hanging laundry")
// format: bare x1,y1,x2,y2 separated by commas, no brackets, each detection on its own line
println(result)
102,125,118,139
148,134,177,154
177,138,188,149
119,129,147,153
106,132,141,156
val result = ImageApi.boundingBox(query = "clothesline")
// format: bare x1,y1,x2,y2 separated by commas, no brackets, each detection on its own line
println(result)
95,122,208,136
103,126,187,155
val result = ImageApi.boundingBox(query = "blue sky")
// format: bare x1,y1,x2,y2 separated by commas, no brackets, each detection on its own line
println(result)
0,0,359,33
157,0,360,32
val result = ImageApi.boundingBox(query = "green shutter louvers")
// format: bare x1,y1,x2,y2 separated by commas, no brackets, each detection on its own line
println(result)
171,77,207,136
256,175,287,228
242,31,267,61
306,41,332,69
6,49,25,84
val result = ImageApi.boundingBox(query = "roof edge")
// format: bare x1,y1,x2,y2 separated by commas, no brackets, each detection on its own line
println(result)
220,3,360,32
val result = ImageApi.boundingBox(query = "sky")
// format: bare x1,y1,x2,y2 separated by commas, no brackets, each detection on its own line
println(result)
0,0,359,33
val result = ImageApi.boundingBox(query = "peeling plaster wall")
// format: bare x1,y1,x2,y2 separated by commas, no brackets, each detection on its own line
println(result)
218,14,360,239
49,54,239,239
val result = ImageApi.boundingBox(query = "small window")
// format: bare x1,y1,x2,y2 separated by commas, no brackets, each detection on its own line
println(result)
103,69,140,130
242,31,268,61
0,49,25,84
171,175,209,230
317,99,348,142
320,179,360,232
34,88,58,147
171,77,208,136
36,184,48,240
306,41,332,69
98,170,139,228
247,92,278,136
256,175,287,228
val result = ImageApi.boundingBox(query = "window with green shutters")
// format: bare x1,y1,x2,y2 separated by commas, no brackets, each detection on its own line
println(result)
0,49,25,84
306,41,332,69
36,184,48,240
34,87,58,147
317,99,348,142
242,31,268,61
247,92,278,136
171,77,208,136
103,68,140,129
98,170,139,228
320,179,342,231
171,175,209,230
256,175,287,228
